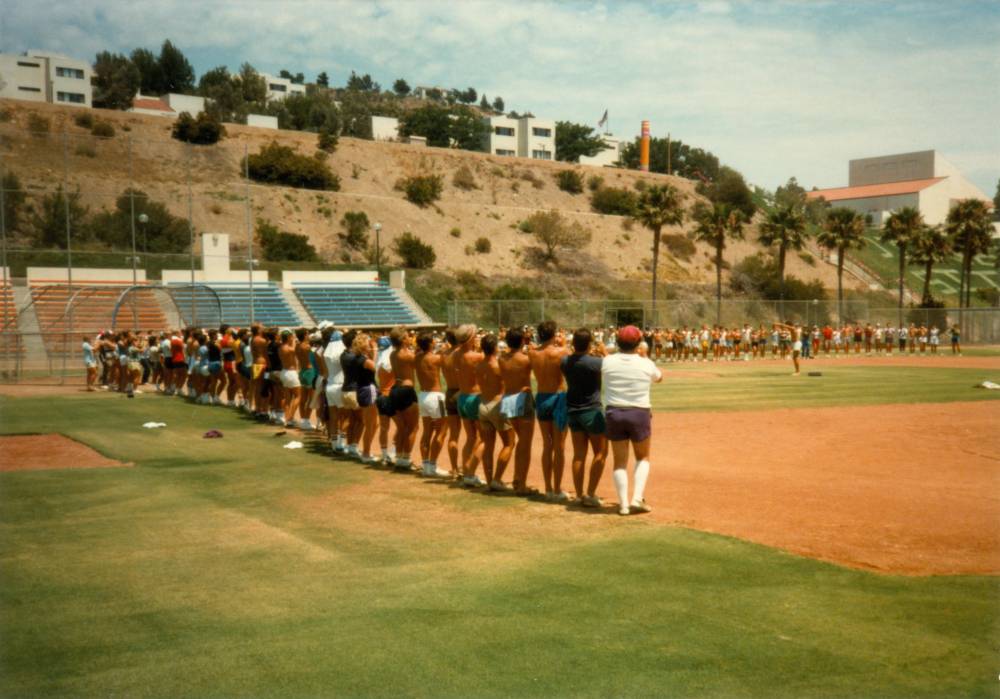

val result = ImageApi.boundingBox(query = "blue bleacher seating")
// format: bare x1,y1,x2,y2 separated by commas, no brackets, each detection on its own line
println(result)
169,283,300,327
293,282,420,326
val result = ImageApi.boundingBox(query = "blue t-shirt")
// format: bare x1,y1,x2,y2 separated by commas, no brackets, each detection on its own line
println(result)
82,341,94,365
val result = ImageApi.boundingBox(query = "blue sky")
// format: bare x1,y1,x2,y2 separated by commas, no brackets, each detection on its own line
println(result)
3,0,998,195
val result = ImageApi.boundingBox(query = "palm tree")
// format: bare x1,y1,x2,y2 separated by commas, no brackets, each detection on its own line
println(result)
691,201,745,324
635,184,685,324
908,224,952,305
757,205,808,316
816,207,866,324
881,207,924,326
946,199,993,308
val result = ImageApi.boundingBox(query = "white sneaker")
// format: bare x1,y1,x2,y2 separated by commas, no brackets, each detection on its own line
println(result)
462,475,485,488
549,491,571,503
630,499,652,514
489,480,514,492
299,419,314,431
360,454,377,464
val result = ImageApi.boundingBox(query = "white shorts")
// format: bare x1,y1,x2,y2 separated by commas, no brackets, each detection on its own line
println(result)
85,360,97,369
325,383,344,408
930,337,939,346
280,369,301,389
792,341,802,352
418,390,446,419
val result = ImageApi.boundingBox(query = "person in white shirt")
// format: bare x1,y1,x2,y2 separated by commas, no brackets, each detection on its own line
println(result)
601,325,663,516
320,328,347,453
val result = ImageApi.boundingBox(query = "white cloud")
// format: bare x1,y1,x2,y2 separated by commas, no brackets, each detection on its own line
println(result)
4,0,998,193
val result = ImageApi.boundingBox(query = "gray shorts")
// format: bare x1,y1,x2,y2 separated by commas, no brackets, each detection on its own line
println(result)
605,406,651,442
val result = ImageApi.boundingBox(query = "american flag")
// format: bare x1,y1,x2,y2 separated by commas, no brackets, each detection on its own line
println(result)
597,110,608,128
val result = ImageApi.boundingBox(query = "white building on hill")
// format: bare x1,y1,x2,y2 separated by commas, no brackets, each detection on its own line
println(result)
483,115,556,160
579,134,624,167
0,51,92,107
261,73,306,101
807,150,992,227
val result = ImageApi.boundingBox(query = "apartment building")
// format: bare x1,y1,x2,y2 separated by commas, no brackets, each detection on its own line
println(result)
0,51,92,107
483,115,556,160
261,73,306,101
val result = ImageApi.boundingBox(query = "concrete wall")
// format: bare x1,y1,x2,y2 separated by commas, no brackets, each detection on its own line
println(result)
161,270,270,284
281,270,380,289
164,93,204,115
371,115,399,141
0,54,47,103
389,270,406,289
849,150,935,187
247,114,278,129
27,268,147,284
518,117,556,160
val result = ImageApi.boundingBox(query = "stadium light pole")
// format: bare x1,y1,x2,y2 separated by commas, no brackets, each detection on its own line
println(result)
138,213,148,256
373,222,382,281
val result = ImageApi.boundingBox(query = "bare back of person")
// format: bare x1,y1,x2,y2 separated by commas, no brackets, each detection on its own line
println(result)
416,351,443,392
530,342,567,393
477,355,503,402
390,346,417,386
498,349,531,395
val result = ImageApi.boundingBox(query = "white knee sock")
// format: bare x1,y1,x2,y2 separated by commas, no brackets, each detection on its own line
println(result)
633,459,650,504
613,469,629,509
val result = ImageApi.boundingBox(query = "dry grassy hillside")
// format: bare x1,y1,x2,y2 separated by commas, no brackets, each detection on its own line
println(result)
1,99,857,292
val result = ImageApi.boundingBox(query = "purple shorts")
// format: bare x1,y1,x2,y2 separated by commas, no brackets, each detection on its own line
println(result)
605,406,652,442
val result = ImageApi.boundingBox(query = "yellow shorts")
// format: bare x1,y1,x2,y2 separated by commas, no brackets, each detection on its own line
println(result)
252,364,266,380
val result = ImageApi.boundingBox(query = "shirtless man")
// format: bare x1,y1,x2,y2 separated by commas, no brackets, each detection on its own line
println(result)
250,324,269,418
441,329,463,479
415,332,449,477
774,321,802,375
475,333,515,492
278,330,301,426
295,328,315,430
498,327,536,496
388,327,420,471
530,320,570,502
454,324,485,487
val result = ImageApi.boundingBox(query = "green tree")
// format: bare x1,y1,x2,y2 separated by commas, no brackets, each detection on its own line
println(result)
393,79,410,97
757,205,808,311
492,96,504,112
946,199,994,308
525,210,592,263
554,121,606,163
620,137,721,180
993,178,1000,222
279,69,304,84
346,71,379,92
92,51,140,110
479,94,490,110
635,185,686,313
130,47,163,94
448,106,487,151
89,188,191,253
198,66,243,122
237,62,267,104
1,172,26,235
157,40,195,93
399,104,451,146
30,186,89,248
338,91,373,138
339,211,370,250
459,87,477,104
393,232,436,268
697,166,756,220
691,202,745,324
881,206,924,322
316,71,330,88
816,208,867,323
172,111,225,144
257,219,318,261
908,224,952,305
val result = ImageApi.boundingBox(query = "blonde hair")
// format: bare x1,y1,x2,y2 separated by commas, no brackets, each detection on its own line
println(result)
352,332,370,355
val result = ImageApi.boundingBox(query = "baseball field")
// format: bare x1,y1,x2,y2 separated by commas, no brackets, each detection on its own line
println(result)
1,352,998,697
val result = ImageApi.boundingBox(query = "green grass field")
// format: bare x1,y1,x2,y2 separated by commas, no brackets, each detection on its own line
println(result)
1,364,998,698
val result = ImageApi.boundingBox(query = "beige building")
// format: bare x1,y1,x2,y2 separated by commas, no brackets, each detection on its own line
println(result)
0,51,92,107
579,134,624,167
483,116,556,160
807,150,991,226
261,73,306,102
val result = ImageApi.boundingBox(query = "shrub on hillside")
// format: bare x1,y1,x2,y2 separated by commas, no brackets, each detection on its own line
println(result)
519,170,544,189
73,112,94,129
662,232,695,260
587,174,604,192
91,121,115,138
730,253,825,300
474,237,491,253
556,170,583,194
172,111,225,145
590,186,637,216
398,174,443,207
246,142,340,191
339,211,369,250
257,218,318,262
452,165,478,190
75,143,97,158
393,232,436,268
450,227,462,238
318,128,338,153
27,113,50,136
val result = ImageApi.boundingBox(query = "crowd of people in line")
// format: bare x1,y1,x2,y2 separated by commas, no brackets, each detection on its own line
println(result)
78,317,965,515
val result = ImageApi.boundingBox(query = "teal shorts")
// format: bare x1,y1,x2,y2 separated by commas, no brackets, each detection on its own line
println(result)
568,408,606,435
457,393,481,420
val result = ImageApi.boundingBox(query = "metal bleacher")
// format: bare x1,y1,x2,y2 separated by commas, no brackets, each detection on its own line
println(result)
169,282,300,327
293,282,420,326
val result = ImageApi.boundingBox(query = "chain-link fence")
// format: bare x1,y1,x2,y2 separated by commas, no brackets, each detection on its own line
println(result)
449,298,1000,343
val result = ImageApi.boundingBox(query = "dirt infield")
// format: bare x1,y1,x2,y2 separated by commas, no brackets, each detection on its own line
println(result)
627,401,1000,576
0,434,130,472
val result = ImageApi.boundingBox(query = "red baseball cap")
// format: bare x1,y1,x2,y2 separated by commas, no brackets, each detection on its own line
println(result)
618,325,642,343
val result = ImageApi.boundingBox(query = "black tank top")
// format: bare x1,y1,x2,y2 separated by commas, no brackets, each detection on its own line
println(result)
208,343,221,362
